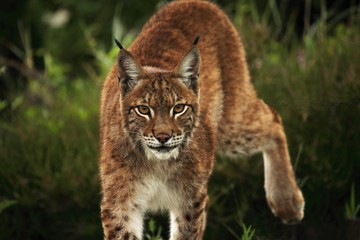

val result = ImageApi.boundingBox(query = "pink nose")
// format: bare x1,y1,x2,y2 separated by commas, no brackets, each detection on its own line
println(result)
155,133,171,143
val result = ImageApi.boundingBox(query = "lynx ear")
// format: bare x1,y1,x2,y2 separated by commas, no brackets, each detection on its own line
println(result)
116,39,144,94
175,45,201,94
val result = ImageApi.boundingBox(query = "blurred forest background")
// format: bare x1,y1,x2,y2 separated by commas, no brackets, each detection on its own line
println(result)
1,0,360,239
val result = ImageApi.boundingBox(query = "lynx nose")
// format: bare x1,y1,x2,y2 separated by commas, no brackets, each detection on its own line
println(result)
155,133,171,144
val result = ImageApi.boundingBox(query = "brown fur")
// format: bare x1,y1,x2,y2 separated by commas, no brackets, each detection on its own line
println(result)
99,1,304,239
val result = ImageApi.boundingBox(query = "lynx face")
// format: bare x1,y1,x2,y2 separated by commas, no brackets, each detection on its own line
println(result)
118,46,200,160
123,75,198,160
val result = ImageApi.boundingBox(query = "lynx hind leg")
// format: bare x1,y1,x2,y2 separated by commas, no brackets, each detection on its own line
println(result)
218,99,305,224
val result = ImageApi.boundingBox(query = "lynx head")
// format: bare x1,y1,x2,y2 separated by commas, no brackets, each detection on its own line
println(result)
117,40,200,160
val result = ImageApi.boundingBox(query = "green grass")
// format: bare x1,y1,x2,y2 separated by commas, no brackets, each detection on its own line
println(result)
1,1,360,239
345,184,360,219
145,219,163,240
0,78,102,239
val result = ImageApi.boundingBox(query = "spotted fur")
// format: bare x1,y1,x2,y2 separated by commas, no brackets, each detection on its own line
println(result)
99,1,304,239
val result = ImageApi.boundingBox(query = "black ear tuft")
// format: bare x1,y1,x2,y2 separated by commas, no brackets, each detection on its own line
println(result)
114,38,124,50
193,36,200,46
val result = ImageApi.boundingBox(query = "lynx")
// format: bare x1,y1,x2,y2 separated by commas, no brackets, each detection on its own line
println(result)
99,1,305,239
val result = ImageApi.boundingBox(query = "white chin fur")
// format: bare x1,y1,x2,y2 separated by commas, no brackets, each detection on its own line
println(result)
145,147,180,160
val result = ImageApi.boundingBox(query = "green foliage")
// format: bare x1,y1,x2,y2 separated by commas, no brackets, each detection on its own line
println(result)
0,200,17,214
0,78,102,239
241,224,255,240
145,219,163,240
345,184,360,219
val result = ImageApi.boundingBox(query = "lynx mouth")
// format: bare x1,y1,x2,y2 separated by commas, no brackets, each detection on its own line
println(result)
145,145,180,160
148,146,177,153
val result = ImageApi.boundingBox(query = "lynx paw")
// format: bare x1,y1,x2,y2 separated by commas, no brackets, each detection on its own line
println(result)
266,188,305,224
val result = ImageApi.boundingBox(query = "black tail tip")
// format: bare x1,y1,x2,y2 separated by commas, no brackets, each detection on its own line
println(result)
193,36,200,46
114,38,123,49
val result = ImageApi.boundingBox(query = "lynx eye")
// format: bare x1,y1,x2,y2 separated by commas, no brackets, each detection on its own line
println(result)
173,104,187,115
136,105,150,116
174,104,185,113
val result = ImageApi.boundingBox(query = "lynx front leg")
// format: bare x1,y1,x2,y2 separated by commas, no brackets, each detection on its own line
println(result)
256,102,304,224
101,198,144,240
100,160,144,240
219,99,304,224
263,128,304,224
170,193,209,240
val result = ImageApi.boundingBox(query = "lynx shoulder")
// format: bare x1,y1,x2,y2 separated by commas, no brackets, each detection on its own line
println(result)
99,1,304,239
